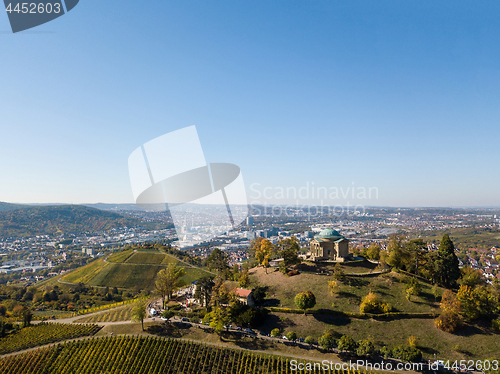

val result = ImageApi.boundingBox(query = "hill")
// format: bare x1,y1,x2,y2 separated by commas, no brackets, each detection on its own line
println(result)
0,204,164,238
0,201,26,212
250,263,499,360
61,250,213,291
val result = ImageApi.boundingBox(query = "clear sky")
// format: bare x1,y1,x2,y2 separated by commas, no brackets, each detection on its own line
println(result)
1,1,499,207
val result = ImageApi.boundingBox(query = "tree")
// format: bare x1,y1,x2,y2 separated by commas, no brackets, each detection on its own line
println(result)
294,291,316,314
208,306,230,335
436,234,461,288
254,239,274,274
286,331,297,341
238,269,250,288
252,286,266,305
405,277,422,301
392,345,422,363
356,339,375,356
332,263,345,282
366,244,381,261
318,333,335,350
22,308,32,328
194,276,215,308
207,248,230,276
459,267,485,287
435,289,462,333
270,328,280,337
131,302,147,331
337,335,356,353
155,264,186,308
457,284,499,320
162,310,175,319
276,238,301,273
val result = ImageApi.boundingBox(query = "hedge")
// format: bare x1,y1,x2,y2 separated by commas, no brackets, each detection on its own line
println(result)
267,307,437,320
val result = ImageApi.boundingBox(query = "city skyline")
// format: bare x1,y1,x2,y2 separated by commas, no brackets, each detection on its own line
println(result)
1,1,500,207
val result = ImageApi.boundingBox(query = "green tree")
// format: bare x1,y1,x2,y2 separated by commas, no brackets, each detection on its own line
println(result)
131,302,147,331
332,263,345,282
161,310,175,321
294,291,316,315
207,248,230,276
436,234,461,288
155,264,186,308
318,333,335,350
337,335,356,353
22,308,32,328
286,331,297,341
238,269,250,288
194,276,215,308
405,277,422,301
276,238,301,273
459,267,485,287
208,306,230,335
356,339,375,356
366,244,381,261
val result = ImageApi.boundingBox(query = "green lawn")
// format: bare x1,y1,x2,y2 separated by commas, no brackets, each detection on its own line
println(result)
251,266,439,314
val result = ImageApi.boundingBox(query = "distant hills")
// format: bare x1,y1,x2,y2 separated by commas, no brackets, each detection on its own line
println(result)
0,204,166,238
0,202,27,212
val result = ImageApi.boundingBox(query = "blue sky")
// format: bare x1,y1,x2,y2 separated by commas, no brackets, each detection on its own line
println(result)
1,1,499,207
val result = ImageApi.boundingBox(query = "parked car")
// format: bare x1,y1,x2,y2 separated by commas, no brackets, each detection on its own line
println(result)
181,317,190,322
244,328,256,335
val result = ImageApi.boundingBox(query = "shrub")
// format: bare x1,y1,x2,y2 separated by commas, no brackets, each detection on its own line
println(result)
435,311,462,333
392,345,422,363
408,335,417,348
287,270,300,276
360,291,392,314
304,336,315,345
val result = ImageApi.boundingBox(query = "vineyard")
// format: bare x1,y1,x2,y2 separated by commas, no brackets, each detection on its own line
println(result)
0,323,101,354
0,336,371,374
74,303,136,323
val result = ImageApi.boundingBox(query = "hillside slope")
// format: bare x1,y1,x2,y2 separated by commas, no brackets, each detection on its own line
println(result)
0,204,162,238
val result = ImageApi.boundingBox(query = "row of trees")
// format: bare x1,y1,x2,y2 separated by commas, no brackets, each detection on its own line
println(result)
377,234,461,288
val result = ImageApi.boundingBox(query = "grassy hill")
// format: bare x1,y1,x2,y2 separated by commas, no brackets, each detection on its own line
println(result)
61,250,213,291
0,204,164,238
250,262,499,360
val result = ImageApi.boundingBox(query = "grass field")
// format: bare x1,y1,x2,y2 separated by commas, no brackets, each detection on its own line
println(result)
251,267,439,314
